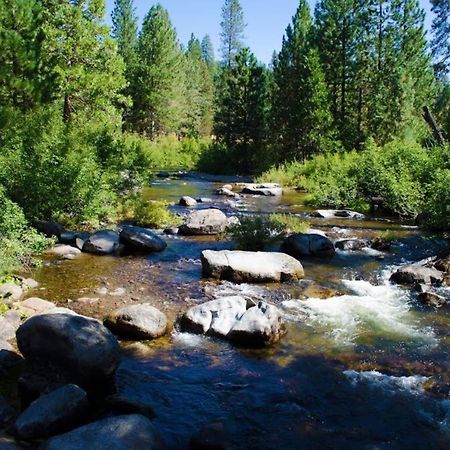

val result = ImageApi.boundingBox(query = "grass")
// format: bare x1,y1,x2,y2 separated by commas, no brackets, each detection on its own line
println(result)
269,213,309,234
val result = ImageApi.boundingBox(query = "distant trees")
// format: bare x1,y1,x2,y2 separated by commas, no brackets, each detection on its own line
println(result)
430,0,450,77
220,0,246,66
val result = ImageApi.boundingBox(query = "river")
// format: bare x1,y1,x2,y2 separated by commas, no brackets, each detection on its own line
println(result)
29,173,450,449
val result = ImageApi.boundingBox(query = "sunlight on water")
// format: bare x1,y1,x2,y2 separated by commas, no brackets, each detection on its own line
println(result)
282,279,436,346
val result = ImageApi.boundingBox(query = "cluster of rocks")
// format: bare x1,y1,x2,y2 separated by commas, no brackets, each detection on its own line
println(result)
390,255,449,308
216,182,283,197
37,221,167,259
310,209,365,220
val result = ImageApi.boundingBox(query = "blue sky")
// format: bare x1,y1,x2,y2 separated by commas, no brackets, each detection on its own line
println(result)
105,0,434,64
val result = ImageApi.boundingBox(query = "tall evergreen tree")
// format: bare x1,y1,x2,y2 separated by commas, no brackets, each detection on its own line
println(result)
430,0,450,77
201,34,215,68
133,4,183,139
214,48,266,173
271,0,334,162
182,34,214,137
111,0,138,68
220,0,246,66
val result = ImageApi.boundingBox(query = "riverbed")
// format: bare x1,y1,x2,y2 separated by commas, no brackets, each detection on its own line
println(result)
29,173,450,449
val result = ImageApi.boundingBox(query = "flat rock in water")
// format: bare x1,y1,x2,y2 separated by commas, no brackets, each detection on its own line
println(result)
179,196,197,207
390,264,444,285
104,304,168,340
120,225,167,253
311,209,365,220
180,297,285,346
179,209,228,236
14,384,88,440
241,183,283,196
82,230,121,256
16,312,120,388
41,414,161,450
201,250,304,283
281,233,335,258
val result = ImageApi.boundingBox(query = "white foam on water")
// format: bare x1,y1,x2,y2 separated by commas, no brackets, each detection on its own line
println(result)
172,332,207,347
211,281,269,300
282,279,436,346
344,370,428,394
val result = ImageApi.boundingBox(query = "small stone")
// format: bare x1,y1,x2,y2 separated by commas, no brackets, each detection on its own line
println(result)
76,297,99,305
21,279,39,290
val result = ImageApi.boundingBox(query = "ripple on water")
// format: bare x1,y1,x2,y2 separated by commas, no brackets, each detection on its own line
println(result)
282,279,437,347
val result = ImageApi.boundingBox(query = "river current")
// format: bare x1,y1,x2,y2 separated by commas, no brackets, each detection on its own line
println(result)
30,173,450,449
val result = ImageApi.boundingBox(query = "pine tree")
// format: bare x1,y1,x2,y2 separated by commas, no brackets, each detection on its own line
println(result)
112,0,138,69
0,0,50,109
430,0,450,77
201,34,215,68
182,34,214,137
220,0,246,67
214,48,266,173
271,0,334,162
133,4,183,139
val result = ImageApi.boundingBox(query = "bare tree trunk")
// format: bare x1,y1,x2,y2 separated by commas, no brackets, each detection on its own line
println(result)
423,106,445,146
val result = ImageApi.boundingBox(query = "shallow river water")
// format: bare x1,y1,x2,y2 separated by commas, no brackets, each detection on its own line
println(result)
30,174,450,449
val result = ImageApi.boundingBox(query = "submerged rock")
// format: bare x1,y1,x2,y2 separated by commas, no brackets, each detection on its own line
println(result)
180,297,285,346
14,384,88,440
42,414,161,450
104,304,168,340
281,233,335,258
179,196,198,207
179,209,228,235
120,225,167,253
45,244,81,260
201,250,304,283
16,313,120,388
82,230,121,256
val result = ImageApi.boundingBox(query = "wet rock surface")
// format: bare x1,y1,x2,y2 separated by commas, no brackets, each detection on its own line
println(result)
281,233,335,258
83,230,122,256
179,196,197,207
14,384,88,440
42,414,161,450
201,250,305,283
120,226,167,253
105,304,168,340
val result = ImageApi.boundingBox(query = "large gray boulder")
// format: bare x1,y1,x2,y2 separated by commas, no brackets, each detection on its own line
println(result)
201,250,304,283
180,297,285,347
281,233,335,258
390,264,444,286
45,244,82,260
104,304,168,340
120,226,167,253
241,183,283,196
82,230,121,256
14,384,88,440
179,209,228,236
180,296,248,336
16,313,120,388
228,301,286,346
42,414,161,450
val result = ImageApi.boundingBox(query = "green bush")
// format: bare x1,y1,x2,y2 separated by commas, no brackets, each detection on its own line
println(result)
227,215,286,251
423,168,450,230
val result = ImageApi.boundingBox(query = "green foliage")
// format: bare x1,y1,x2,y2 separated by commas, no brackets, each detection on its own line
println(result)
227,215,285,251
423,167,450,230
431,0,450,77
269,214,309,234
125,197,181,229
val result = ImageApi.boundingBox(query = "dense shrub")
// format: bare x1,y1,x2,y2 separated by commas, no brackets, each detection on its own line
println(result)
258,139,450,229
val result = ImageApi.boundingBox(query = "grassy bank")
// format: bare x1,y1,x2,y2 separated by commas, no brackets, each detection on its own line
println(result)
258,139,450,230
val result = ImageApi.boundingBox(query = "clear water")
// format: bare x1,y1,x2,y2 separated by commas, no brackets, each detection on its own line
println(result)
30,173,450,449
